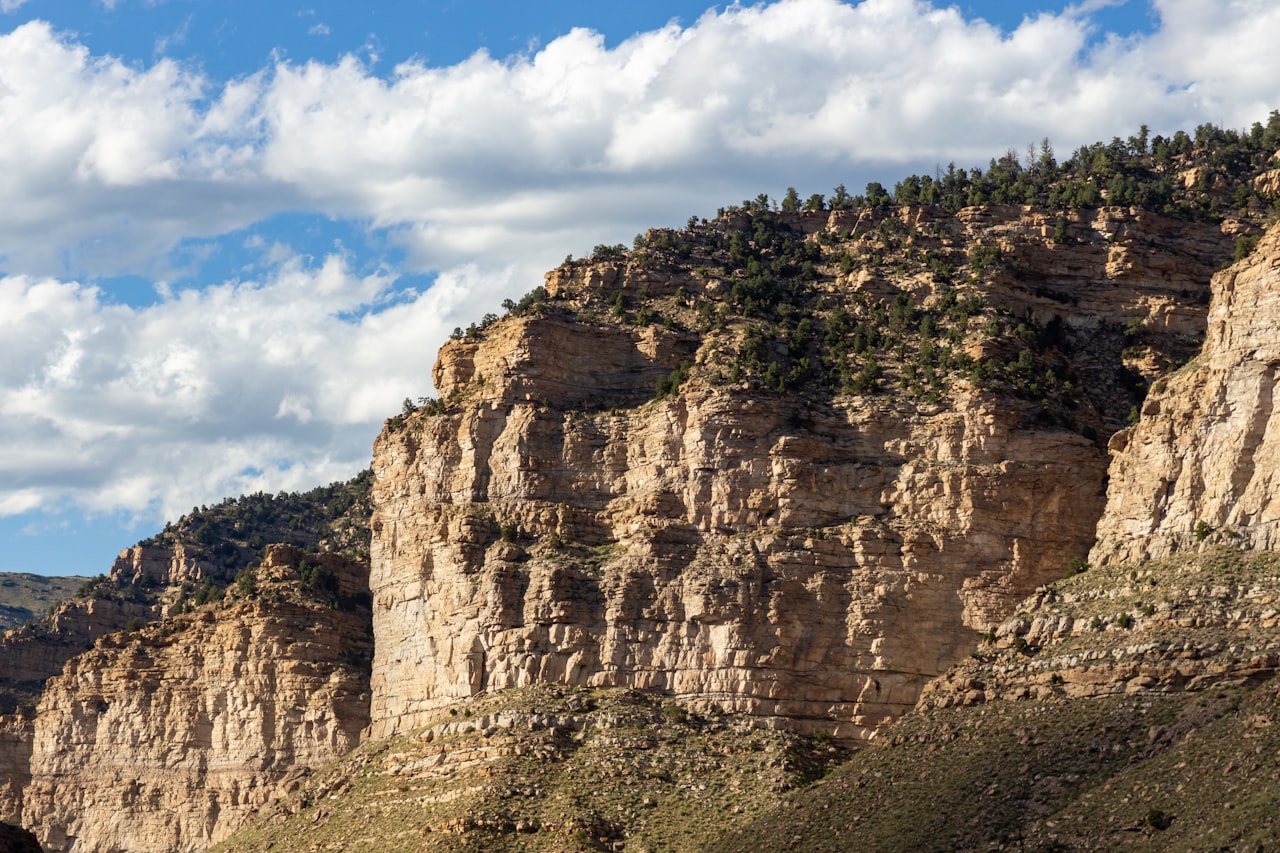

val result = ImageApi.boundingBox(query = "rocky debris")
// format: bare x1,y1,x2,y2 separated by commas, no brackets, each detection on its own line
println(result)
920,546,1280,709
212,685,841,853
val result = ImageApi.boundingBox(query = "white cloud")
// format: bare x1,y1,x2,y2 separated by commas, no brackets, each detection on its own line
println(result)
0,255,479,521
2,1,1275,284
0,0,29,13
1,0,1279,525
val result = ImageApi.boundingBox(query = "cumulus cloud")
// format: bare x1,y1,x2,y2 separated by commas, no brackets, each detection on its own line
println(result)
0,255,497,521
1,0,1279,527
4,1,1278,281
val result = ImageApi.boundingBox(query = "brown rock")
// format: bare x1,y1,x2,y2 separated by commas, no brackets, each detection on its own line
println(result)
371,326,1103,744
21,558,371,853
1092,221,1280,566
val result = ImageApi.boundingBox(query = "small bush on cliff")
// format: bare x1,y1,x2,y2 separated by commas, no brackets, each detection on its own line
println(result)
655,361,693,400
1233,236,1259,262
299,559,339,598
234,567,258,598
592,243,627,260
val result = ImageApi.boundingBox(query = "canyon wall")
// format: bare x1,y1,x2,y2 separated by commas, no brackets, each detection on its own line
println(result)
21,547,372,853
368,206,1237,742
0,544,217,700
1092,221,1280,566
0,717,31,826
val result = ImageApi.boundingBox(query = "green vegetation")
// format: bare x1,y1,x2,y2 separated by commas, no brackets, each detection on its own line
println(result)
430,116,1280,441
139,469,373,576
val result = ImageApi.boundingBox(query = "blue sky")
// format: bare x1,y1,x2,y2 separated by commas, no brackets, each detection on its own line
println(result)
0,0,1275,576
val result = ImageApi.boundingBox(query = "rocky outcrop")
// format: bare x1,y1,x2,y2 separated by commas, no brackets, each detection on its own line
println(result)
0,596,157,715
0,718,31,825
372,370,1102,742
21,547,372,853
0,544,213,702
1091,221,1280,566
921,546,1280,709
368,205,1239,743
106,544,216,589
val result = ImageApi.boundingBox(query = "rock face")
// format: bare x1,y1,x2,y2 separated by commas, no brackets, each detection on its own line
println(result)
0,544,215,703
372,373,1101,742
1091,221,1280,566
0,718,31,826
368,206,1237,743
21,547,373,853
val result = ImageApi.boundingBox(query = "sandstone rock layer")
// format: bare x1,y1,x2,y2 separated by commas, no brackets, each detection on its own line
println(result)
1092,222,1280,566
22,549,372,853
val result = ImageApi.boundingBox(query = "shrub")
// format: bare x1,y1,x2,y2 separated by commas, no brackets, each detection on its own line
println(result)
1233,236,1259,263
234,568,257,598
592,243,627,260
662,704,689,724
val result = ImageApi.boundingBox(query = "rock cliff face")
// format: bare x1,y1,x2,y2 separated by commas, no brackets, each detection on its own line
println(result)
21,546,372,853
0,544,224,707
368,206,1237,742
0,717,31,826
709,225,1280,853
1092,222,1280,566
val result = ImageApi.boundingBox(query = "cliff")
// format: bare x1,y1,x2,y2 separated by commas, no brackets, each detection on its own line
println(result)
0,472,371,717
11,119,1280,850
1092,223,1280,564
713,222,1280,853
368,204,1237,743
0,718,31,827
21,546,372,853
0,575,88,634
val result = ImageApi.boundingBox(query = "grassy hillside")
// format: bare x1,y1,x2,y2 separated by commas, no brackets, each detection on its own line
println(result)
214,685,844,853
0,574,89,632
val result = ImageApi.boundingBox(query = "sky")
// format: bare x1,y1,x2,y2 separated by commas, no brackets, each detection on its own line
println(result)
0,0,1277,576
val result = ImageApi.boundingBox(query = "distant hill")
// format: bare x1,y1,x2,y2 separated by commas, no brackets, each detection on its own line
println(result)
0,574,89,632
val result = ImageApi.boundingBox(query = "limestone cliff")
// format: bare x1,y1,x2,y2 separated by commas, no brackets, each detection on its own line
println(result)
369,205,1237,742
21,546,372,853
710,220,1280,853
1092,221,1280,565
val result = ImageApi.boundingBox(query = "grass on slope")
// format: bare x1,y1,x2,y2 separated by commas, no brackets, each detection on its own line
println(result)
712,545,1280,852
214,685,844,853
709,684,1280,853
0,573,89,632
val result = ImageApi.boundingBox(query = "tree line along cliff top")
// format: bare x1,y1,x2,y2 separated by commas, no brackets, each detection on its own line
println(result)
401,116,1280,450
